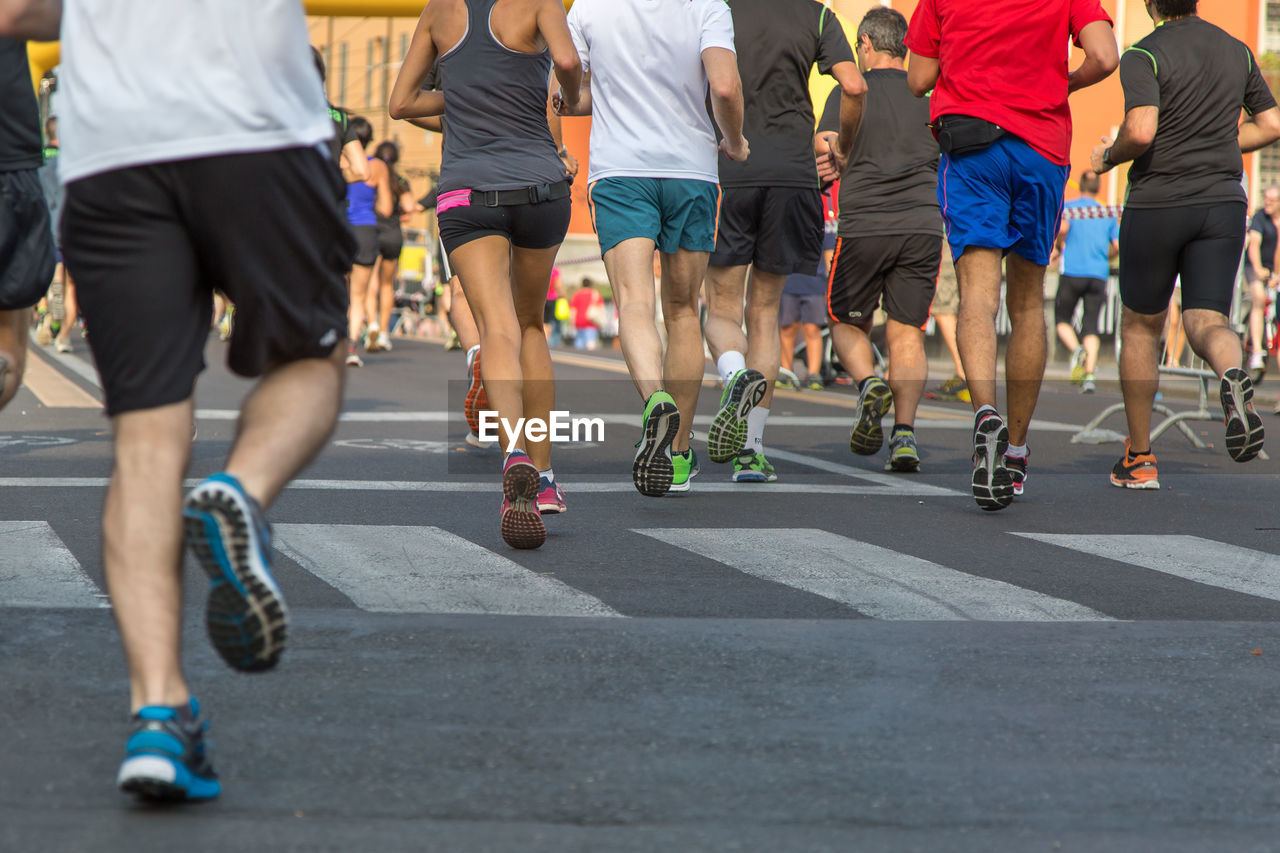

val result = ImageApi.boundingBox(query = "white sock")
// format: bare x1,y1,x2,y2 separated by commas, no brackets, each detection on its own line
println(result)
1006,443,1028,459
746,406,769,452
539,467,554,483
976,404,997,420
717,351,747,385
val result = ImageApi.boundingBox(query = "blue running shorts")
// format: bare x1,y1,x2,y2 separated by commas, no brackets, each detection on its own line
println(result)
588,177,720,256
938,136,1069,267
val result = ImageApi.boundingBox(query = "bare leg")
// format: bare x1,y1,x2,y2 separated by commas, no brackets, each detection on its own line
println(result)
744,268,786,408
830,321,875,382
1249,280,1267,355
438,277,455,339
1119,307,1166,451
886,318,927,427
363,260,380,331
448,277,481,352
56,273,78,345
660,249,711,454
1003,254,1048,446
510,245,560,471
954,247,1004,413
604,237,663,400
1082,333,1101,374
778,323,798,374
1056,321,1081,357
703,264,749,363
0,309,29,410
348,265,373,343
104,399,196,712
801,323,824,377
377,259,398,334
1183,308,1244,378
934,313,965,379
1164,299,1187,367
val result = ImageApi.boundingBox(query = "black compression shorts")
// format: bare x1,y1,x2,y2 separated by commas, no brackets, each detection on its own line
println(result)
0,169,55,310
1118,202,1246,316
438,195,570,256
1054,275,1107,337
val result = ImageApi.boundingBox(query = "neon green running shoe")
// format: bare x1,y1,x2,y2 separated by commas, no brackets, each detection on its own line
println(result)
731,450,777,483
669,448,700,493
884,428,921,472
708,368,767,463
633,391,680,497
850,377,893,456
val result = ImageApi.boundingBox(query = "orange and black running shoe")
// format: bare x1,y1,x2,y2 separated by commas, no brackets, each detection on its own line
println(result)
1110,440,1160,490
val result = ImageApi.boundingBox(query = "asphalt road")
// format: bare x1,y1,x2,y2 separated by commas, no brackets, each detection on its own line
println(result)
2,333,1279,852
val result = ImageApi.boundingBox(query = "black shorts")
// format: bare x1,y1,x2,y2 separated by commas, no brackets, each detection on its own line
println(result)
62,147,355,416
711,186,823,276
543,299,556,324
827,233,942,329
1119,202,1246,316
438,195,571,256
1055,274,1107,336
352,224,379,268
0,169,55,310
779,293,826,327
376,217,404,262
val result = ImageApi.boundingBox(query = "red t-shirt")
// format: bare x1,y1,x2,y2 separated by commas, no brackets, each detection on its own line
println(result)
905,0,1112,167
570,288,602,329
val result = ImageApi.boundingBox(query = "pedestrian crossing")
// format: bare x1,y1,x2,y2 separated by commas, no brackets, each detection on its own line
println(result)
4,523,1280,620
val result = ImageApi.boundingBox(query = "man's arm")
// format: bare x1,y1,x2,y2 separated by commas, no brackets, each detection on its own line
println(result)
1241,108,1280,154
907,55,939,99
703,47,748,162
1247,230,1268,280
0,0,60,40
554,71,592,117
1091,106,1158,174
829,60,867,169
1068,20,1119,94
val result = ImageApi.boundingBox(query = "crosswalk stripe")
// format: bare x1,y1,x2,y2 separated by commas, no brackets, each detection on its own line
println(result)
1013,534,1280,603
637,528,1111,621
0,522,108,608
273,524,621,617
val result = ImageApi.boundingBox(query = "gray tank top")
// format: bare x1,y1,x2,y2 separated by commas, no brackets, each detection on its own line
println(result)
437,0,566,195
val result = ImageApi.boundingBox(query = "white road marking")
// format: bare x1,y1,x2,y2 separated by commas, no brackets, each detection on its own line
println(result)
0,521,109,608
638,528,1110,621
273,523,621,617
1014,534,1280,603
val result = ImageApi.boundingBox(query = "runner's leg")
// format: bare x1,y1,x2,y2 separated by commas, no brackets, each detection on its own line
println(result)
703,264,749,365
744,268,786,408
1004,254,1048,447
449,277,480,351
660,248,711,454
604,237,663,401
886,317,926,427
510,244,559,471
0,309,29,410
954,246,1003,413
1119,307,1165,452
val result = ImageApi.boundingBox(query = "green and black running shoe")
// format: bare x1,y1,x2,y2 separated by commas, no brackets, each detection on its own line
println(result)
850,376,893,456
708,368,767,463
731,449,777,483
633,391,681,497
669,447,701,493
884,427,920,472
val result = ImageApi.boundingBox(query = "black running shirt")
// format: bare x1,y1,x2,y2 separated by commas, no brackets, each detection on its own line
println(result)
717,0,855,189
1120,16,1277,209
0,39,43,172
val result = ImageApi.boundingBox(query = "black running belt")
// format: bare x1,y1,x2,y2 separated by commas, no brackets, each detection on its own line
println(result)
470,180,570,208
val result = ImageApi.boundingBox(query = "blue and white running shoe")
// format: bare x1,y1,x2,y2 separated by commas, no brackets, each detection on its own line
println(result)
117,698,221,801
183,473,288,672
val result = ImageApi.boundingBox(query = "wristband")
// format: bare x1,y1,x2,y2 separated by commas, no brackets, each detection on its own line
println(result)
1101,146,1116,171
557,146,569,157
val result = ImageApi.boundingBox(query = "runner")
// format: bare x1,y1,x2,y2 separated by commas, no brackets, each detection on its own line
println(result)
816,7,941,474
312,46,368,184
390,0,581,546
906,0,1118,509
703,0,864,484
1052,171,1117,395
1244,185,1280,380
366,141,422,354
1091,0,1280,488
344,117,393,366
35,114,75,351
0,35,55,413
560,0,748,496
9,0,356,801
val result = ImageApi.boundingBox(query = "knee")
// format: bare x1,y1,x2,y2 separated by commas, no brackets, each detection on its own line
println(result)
0,350,25,409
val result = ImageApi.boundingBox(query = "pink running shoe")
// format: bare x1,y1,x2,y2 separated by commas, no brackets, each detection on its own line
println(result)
500,453,545,549
537,475,567,515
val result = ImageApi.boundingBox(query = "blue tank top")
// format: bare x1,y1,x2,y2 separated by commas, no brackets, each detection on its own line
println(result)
437,0,566,195
346,158,377,226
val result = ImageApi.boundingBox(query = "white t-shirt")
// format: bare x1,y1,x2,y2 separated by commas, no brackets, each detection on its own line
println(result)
567,0,735,184
58,0,333,184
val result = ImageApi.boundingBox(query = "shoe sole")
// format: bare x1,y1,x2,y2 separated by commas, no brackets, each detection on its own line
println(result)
633,401,680,497
972,418,1014,512
886,454,920,473
731,471,775,483
707,371,767,463
850,383,893,456
1110,474,1161,490
465,352,488,435
118,755,220,802
183,486,288,673
1221,371,1265,463
502,462,545,549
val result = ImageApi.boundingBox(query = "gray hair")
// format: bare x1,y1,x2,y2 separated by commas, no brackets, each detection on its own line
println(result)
857,7,908,60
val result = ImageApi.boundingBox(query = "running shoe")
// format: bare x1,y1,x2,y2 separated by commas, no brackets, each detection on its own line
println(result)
1005,451,1028,497
464,347,489,435
1249,350,1267,373
1081,374,1096,394
884,428,920,473
117,698,220,802
1221,367,1265,463
345,349,363,368
54,336,72,353
928,375,970,402
633,391,680,497
218,311,233,342
804,373,825,391
1068,346,1086,384
183,473,288,672
732,449,777,483
537,475,567,515
669,448,701,493
850,376,893,456
774,370,799,392
971,410,1014,511
465,430,495,450
34,313,53,346
366,325,383,353
707,368,767,463
444,330,462,351
1110,440,1160,490
501,453,545,549
378,332,392,352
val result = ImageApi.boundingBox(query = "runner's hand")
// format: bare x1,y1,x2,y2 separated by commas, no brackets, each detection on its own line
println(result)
816,151,841,184
560,149,580,179
720,135,750,162
1091,136,1114,174
553,91,579,117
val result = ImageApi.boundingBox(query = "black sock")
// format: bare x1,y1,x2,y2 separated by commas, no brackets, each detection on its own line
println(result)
893,423,914,433
1129,447,1150,457
858,376,873,392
